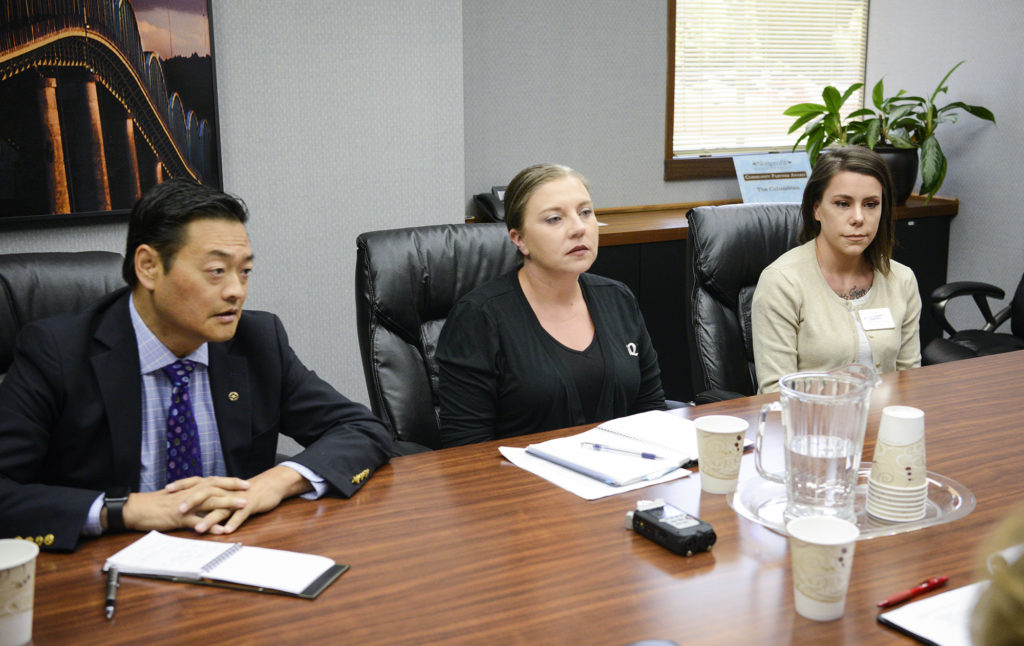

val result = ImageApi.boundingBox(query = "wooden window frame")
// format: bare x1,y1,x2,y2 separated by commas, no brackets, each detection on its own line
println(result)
664,0,867,181
664,0,738,180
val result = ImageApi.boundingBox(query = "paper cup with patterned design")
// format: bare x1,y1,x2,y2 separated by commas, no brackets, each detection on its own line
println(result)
0,539,39,646
695,415,749,494
869,406,926,488
786,517,859,621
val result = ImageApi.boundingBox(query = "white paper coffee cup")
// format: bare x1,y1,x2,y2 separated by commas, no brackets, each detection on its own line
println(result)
787,517,859,621
695,415,749,494
0,539,39,646
878,406,925,445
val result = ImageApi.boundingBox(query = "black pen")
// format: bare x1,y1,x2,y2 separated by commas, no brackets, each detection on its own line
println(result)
105,567,119,620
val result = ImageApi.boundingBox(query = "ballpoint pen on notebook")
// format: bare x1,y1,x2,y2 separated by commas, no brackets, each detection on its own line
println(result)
580,442,665,460
876,576,949,608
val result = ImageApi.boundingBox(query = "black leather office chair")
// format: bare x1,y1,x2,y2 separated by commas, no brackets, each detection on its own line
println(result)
921,271,1024,364
355,224,518,453
0,251,124,378
686,203,803,402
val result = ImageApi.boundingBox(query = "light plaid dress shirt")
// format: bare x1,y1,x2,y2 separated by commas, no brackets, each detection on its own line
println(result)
83,296,325,535
130,297,226,491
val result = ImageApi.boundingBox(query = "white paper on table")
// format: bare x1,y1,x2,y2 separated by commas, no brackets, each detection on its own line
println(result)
878,581,986,646
499,446,690,500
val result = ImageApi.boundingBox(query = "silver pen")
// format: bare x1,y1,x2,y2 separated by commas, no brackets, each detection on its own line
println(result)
105,567,119,620
580,441,664,460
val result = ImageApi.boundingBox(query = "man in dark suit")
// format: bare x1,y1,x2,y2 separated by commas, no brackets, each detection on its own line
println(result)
0,180,393,551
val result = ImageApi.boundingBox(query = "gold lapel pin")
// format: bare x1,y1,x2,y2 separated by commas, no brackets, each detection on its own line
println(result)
228,391,239,402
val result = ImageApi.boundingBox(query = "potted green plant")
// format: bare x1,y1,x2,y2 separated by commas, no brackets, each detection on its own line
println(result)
863,61,996,203
784,61,996,204
782,82,918,203
783,82,875,165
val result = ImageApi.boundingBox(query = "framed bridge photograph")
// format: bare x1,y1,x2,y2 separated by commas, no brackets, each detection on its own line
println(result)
0,0,221,225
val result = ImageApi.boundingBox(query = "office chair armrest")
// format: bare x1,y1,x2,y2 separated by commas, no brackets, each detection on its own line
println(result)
929,281,1005,303
929,281,1008,336
692,389,747,405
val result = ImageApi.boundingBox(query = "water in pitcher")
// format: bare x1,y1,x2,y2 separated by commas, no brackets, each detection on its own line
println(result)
785,434,861,522
756,365,878,523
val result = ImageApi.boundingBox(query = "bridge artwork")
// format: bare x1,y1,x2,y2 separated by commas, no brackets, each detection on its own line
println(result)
0,0,220,218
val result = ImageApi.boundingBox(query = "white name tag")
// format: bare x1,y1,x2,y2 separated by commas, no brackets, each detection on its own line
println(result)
859,307,896,331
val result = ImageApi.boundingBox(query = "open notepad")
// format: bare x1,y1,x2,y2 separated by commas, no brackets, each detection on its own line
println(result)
525,410,714,487
104,531,348,599
877,581,986,646
877,545,1023,645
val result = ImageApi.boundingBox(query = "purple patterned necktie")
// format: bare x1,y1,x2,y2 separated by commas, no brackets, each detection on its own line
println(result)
162,360,202,482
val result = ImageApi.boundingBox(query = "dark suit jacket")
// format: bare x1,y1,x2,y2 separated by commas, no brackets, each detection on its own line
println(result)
0,288,392,551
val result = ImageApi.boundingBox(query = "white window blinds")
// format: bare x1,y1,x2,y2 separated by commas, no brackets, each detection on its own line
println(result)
671,0,869,157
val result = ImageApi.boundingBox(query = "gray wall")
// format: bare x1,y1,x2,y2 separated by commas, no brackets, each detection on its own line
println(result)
212,0,463,408
866,0,1024,326
2,1,1019,414
0,223,124,257
462,0,737,209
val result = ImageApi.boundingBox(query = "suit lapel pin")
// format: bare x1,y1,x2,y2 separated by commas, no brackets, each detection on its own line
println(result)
228,391,239,402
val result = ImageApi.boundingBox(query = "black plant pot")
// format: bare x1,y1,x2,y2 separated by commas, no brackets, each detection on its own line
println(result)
874,146,918,206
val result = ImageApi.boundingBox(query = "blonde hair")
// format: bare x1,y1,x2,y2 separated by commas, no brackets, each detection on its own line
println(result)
971,505,1024,645
503,163,590,234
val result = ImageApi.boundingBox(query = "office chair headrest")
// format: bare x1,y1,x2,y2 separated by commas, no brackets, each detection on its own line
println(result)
687,203,803,307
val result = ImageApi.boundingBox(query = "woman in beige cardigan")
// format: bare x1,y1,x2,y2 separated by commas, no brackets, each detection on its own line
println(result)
752,146,921,393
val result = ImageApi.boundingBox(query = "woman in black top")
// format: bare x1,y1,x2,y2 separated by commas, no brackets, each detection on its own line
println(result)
436,163,665,447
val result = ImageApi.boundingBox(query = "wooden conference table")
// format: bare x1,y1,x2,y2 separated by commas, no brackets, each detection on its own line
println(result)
31,351,1024,645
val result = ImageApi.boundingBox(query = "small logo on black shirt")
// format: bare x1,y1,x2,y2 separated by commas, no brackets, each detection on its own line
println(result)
626,342,638,356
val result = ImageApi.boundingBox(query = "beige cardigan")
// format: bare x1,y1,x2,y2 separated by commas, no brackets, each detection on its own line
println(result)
752,241,922,394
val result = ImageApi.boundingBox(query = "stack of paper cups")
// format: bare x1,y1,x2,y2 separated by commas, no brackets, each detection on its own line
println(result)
866,406,927,522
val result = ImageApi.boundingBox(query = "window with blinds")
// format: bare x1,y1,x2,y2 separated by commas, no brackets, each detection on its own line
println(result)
668,0,868,170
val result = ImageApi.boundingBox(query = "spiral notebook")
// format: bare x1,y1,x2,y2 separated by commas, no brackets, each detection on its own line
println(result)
524,411,701,486
104,530,347,599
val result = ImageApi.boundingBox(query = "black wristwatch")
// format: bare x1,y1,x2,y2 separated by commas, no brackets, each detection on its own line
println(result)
104,487,131,533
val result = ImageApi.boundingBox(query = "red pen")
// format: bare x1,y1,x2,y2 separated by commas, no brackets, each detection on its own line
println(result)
876,576,949,608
